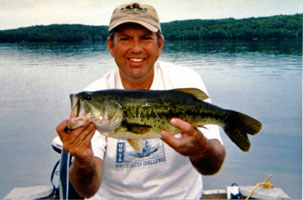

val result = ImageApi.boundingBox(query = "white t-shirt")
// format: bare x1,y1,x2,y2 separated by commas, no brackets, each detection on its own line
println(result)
85,61,222,199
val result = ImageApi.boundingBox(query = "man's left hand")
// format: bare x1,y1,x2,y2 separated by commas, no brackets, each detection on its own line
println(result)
160,118,210,159
161,118,226,175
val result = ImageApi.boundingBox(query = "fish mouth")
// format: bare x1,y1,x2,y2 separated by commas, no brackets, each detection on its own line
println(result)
70,94,80,118
68,94,89,129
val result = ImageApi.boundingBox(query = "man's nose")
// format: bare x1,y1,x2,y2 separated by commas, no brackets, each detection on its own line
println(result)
131,40,143,53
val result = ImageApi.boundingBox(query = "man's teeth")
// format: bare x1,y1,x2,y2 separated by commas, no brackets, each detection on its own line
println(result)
130,58,144,62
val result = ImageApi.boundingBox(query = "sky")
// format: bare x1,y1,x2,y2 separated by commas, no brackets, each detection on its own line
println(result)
0,0,302,30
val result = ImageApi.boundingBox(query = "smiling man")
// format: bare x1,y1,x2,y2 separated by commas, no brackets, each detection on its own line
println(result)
56,2,225,199
107,22,163,89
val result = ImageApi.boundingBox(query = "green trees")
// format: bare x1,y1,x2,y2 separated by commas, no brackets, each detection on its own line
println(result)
0,24,108,43
161,14,302,40
0,14,301,43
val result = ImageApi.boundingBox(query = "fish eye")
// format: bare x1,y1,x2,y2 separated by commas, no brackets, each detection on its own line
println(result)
85,95,91,101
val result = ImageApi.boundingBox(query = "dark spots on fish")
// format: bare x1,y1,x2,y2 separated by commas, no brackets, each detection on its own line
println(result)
122,122,151,134
148,111,157,118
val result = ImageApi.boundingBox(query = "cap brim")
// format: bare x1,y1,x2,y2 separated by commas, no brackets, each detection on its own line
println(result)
109,20,158,32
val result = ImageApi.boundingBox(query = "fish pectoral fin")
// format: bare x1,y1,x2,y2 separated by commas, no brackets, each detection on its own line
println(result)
173,88,209,101
128,139,143,153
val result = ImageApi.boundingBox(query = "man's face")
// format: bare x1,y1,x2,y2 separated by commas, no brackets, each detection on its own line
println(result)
107,24,164,88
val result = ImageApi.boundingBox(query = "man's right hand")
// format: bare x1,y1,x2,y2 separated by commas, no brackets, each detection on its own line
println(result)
56,120,102,198
56,120,96,163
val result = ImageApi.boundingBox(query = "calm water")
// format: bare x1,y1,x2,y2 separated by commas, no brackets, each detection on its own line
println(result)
0,40,301,198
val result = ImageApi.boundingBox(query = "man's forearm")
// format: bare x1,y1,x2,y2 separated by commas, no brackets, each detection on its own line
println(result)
190,139,226,175
69,157,102,198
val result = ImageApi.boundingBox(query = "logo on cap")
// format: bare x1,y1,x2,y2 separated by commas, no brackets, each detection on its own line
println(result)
120,3,147,15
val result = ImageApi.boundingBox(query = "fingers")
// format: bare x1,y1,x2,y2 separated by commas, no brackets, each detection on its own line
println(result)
56,120,69,136
161,130,182,148
56,120,96,154
161,118,207,157
56,120,95,138
170,118,194,135
161,118,194,150
77,123,96,146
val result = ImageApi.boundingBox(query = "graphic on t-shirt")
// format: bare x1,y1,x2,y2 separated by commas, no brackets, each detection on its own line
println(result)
115,139,166,169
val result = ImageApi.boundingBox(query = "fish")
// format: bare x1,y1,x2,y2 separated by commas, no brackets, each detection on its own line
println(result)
68,88,262,152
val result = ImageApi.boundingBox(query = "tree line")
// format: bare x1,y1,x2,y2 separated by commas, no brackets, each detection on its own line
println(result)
162,14,302,40
0,24,108,43
0,14,301,43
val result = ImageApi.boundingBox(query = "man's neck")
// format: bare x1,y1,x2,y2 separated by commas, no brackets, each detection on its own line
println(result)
121,77,153,90
119,69,154,90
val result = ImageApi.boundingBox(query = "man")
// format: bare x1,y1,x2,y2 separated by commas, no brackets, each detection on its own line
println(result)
56,3,226,199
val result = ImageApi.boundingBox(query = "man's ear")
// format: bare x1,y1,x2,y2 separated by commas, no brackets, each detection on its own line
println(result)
157,38,164,57
107,37,114,57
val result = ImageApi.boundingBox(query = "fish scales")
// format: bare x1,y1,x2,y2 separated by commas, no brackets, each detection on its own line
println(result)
113,91,183,136
137,91,224,135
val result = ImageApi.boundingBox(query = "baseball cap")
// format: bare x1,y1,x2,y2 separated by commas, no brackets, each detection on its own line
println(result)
109,3,161,33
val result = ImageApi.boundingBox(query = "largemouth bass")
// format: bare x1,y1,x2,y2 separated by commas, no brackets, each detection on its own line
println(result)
68,88,262,152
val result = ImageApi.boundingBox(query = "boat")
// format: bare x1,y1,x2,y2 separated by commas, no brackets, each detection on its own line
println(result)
201,185,290,199
4,137,290,200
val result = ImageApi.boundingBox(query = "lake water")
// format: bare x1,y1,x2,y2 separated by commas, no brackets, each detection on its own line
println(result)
0,40,301,198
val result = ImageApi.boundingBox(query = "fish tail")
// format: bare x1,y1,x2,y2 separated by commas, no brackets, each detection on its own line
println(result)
223,111,262,152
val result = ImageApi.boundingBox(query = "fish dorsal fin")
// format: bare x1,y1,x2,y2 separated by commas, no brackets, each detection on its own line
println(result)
173,88,209,101
127,139,143,153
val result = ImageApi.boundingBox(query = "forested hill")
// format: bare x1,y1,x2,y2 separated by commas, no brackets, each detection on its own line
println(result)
0,14,301,43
